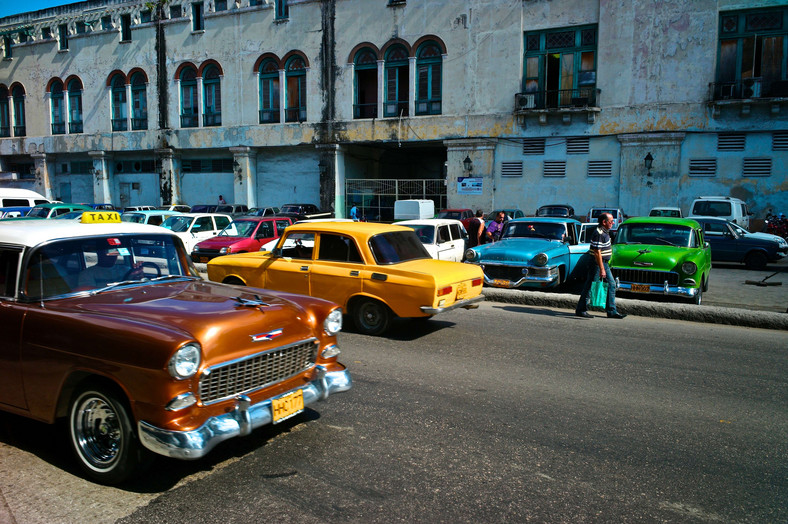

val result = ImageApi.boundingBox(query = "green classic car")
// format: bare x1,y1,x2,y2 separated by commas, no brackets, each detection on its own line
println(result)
611,217,711,305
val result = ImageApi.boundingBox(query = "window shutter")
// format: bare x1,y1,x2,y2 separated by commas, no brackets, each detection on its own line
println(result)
742,158,771,177
566,137,590,154
543,160,566,177
587,160,612,177
522,138,546,155
689,158,717,177
501,162,523,177
717,133,745,151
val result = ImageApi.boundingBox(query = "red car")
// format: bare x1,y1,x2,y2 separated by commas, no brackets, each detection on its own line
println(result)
192,216,292,262
437,208,474,230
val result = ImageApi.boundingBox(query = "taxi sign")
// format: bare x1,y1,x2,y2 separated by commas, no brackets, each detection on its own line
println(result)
81,211,121,224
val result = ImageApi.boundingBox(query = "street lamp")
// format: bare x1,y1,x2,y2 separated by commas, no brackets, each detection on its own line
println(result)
463,155,473,172
644,152,653,174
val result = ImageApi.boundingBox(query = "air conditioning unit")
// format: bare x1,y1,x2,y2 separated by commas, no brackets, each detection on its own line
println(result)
516,94,536,110
742,78,762,98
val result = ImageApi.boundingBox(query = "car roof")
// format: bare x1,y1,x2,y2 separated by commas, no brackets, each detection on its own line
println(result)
285,221,412,240
510,217,580,225
32,203,93,210
0,218,178,248
688,216,728,223
622,217,700,227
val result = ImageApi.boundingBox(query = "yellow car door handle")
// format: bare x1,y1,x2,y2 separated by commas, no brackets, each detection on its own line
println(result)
350,270,360,276
300,266,309,271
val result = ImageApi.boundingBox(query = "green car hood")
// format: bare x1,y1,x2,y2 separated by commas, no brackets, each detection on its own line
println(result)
611,244,693,271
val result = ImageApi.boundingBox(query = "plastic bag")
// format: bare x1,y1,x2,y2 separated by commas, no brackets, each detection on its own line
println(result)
590,280,608,310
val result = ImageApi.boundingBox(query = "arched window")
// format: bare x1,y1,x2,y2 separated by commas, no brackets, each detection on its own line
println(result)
258,59,280,123
0,86,9,137
203,65,221,126
415,42,442,115
384,45,409,117
130,72,147,130
110,75,127,131
50,80,65,135
285,56,306,122
180,67,198,128
354,48,378,119
67,78,83,133
12,85,25,136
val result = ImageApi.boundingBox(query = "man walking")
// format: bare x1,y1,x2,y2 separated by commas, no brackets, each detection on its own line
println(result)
575,212,626,319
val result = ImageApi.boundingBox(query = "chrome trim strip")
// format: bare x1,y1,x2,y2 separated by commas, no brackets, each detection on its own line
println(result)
617,282,698,298
420,294,485,314
138,367,352,459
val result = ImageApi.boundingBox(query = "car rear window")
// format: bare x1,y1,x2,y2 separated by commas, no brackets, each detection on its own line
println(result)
369,231,431,264
692,201,731,217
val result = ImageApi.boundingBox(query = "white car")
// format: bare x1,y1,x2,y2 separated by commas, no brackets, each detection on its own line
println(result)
397,218,468,262
161,213,232,253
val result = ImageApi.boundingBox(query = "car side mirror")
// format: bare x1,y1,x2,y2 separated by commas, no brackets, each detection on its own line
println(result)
271,247,282,257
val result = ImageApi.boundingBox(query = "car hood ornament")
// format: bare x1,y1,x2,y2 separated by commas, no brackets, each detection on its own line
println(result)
233,295,271,309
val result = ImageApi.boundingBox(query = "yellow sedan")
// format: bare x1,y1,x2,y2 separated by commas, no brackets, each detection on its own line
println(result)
207,222,485,335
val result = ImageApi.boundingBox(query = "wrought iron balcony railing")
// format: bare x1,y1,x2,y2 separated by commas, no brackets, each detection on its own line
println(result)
259,109,280,124
69,121,83,133
13,125,25,136
203,112,221,127
112,118,127,131
285,106,306,123
51,122,65,135
0,126,9,138
709,78,788,101
181,114,198,128
514,87,600,111
353,103,377,119
131,117,147,130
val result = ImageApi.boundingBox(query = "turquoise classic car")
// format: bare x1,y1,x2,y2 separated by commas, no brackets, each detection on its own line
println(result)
611,217,711,304
464,217,590,289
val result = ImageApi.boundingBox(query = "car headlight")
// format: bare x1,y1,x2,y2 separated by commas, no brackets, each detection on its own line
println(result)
465,249,477,261
193,245,200,253
324,308,343,335
168,343,201,379
219,247,228,254
681,261,697,275
534,253,548,266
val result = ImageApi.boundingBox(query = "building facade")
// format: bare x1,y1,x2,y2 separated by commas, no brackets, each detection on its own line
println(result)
0,0,786,219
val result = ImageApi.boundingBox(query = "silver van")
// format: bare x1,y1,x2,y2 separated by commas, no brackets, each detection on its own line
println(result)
689,196,751,230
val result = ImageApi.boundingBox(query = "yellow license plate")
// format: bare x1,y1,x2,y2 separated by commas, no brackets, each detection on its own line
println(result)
200,256,210,263
631,283,650,293
271,389,304,423
457,282,467,298
491,279,510,288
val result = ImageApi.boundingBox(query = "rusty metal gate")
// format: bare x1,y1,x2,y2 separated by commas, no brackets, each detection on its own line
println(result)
345,179,446,221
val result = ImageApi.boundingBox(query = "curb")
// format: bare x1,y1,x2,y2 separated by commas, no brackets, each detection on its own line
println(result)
481,288,788,331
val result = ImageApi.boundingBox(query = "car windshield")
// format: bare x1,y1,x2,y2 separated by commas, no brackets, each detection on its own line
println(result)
280,205,302,214
28,207,51,218
615,223,694,247
121,213,146,223
503,221,567,241
437,211,461,220
729,222,749,235
402,224,436,243
53,211,84,220
162,215,194,232
369,231,431,264
220,220,257,237
537,207,569,217
23,234,196,300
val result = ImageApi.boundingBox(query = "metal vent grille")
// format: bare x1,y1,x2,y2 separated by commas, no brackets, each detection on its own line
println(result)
772,133,788,151
522,138,546,155
587,160,612,177
543,161,566,177
742,157,771,177
689,158,717,177
717,133,745,151
198,339,319,404
501,162,523,177
566,137,590,154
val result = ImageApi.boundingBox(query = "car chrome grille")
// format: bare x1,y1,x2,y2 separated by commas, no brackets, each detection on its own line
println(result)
199,339,319,404
481,264,527,281
612,268,679,285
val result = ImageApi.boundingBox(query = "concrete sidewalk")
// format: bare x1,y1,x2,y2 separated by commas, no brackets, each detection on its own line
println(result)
482,259,788,331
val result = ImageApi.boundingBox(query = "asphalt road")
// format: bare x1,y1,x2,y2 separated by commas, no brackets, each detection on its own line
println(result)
1,304,786,523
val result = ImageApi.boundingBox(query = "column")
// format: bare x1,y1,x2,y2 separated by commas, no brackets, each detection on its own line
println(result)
196,77,204,127
63,88,70,133
377,60,384,119
230,146,258,208
125,82,133,131
444,139,498,211
316,144,340,217
157,148,180,205
408,56,416,117
88,151,113,205
278,69,286,123
31,153,54,201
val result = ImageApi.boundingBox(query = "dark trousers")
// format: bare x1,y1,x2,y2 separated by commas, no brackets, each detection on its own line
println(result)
576,254,618,314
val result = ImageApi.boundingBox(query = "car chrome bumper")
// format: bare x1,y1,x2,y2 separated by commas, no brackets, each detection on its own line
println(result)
617,282,699,298
420,294,485,314
138,366,352,460
481,267,560,288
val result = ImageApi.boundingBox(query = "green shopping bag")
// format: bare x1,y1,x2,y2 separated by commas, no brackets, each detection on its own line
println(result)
589,280,608,310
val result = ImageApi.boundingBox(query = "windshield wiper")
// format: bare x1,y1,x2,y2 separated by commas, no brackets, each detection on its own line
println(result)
655,237,677,246
151,275,195,282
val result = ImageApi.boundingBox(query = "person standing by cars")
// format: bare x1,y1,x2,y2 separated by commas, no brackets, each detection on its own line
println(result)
575,212,626,319
485,211,506,242
218,195,226,204
350,203,359,221
467,209,485,247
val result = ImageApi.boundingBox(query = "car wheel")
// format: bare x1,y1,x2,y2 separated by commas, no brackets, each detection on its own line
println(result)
691,285,702,305
352,298,392,336
69,385,150,485
744,251,768,271
223,277,245,286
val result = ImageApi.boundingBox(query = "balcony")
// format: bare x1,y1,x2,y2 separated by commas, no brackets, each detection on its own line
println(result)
51,122,66,135
180,114,198,128
69,121,83,134
285,106,306,123
131,117,147,130
514,88,601,124
0,126,9,138
709,79,788,116
203,112,221,127
112,118,128,131
353,103,377,119
259,109,280,124
13,125,25,136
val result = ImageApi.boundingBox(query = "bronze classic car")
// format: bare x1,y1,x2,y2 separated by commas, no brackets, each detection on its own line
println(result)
0,212,351,484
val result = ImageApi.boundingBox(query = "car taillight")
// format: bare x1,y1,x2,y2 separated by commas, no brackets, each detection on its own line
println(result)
437,286,453,296
472,278,482,287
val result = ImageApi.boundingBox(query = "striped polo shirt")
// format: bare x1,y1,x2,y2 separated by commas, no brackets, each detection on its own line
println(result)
589,226,612,261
